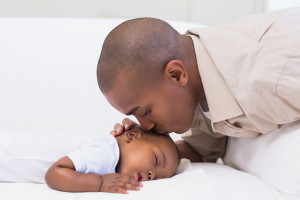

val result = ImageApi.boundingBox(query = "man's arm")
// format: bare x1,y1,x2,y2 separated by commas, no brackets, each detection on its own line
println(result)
182,128,228,163
175,140,203,162
45,156,141,194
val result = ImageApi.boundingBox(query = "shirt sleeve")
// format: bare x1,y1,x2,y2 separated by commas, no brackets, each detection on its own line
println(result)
248,9,300,126
67,136,119,175
276,50,300,123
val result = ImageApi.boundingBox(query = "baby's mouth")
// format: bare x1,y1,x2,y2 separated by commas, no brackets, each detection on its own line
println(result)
136,172,148,182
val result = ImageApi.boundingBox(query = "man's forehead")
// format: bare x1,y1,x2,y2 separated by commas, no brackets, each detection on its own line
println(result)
104,72,161,113
104,82,142,114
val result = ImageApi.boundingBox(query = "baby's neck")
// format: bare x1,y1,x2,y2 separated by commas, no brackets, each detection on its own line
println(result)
114,135,125,173
115,135,126,153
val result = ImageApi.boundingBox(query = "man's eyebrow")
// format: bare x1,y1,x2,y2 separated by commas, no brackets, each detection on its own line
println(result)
126,106,139,115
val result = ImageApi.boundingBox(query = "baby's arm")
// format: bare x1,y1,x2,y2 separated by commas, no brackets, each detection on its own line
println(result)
45,156,141,194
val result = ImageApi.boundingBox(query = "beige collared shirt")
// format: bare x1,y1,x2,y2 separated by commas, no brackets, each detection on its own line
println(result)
182,8,300,162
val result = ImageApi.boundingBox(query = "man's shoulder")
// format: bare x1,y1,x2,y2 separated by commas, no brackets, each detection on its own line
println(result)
188,8,300,41
188,9,300,95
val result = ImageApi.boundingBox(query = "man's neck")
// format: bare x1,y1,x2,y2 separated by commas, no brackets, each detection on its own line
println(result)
185,35,207,104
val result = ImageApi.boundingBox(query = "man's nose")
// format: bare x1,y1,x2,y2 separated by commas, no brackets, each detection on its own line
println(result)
136,116,155,131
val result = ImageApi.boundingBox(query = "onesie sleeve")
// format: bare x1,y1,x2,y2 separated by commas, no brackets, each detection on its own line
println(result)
67,135,119,175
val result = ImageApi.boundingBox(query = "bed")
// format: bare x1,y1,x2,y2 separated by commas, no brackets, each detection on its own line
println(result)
0,18,299,200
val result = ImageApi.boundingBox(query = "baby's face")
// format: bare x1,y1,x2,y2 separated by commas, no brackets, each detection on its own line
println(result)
116,131,179,182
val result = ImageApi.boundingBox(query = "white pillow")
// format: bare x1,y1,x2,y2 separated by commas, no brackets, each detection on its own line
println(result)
224,121,300,200
192,162,282,200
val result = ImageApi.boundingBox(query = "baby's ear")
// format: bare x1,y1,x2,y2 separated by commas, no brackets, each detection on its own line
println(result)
125,130,142,143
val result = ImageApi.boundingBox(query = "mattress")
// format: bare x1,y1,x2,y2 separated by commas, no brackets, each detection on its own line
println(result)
1,161,282,200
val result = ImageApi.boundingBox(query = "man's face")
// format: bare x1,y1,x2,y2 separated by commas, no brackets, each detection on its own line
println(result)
105,74,197,134
116,131,179,181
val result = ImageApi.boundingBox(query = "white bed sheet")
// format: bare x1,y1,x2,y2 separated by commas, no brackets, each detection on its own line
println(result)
1,159,217,200
0,171,215,200
1,161,282,200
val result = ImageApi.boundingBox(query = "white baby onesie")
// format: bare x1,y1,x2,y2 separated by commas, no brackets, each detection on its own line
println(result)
67,135,119,175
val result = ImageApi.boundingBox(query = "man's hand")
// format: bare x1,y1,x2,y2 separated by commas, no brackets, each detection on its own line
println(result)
176,140,203,163
100,173,142,194
110,118,138,137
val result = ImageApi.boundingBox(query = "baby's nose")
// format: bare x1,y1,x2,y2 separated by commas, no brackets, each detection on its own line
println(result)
147,170,155,180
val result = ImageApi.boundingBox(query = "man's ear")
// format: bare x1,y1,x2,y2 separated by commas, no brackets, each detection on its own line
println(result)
125,130,142,143
163,60,188,86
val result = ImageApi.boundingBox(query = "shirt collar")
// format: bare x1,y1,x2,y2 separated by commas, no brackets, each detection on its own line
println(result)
187,33,243,123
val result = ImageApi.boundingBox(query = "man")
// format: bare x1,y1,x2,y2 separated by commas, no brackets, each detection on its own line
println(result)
97,8,300,162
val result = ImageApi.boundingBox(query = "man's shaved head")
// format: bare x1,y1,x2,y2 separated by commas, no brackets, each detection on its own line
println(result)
97,18,203,134
97,18,182,93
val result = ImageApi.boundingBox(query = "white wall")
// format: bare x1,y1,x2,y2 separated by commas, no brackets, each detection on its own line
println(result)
0,0,265,26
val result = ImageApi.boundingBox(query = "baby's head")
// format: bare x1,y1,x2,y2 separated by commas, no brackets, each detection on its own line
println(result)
115,126,179,182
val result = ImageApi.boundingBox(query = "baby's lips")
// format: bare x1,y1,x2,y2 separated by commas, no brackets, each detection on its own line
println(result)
134,173,144,187
137,172,149,182
136,172,143,182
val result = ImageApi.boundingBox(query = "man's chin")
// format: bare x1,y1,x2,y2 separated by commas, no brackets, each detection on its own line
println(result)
156,123,191,134
155,129,169,135
173,126,191,134
160,131,169,135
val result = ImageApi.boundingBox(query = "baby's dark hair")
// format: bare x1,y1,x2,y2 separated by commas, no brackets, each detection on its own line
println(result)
130,126,181,165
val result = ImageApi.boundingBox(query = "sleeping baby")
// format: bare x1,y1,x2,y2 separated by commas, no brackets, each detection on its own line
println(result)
45,126,180,194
